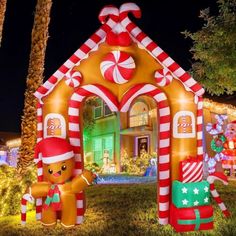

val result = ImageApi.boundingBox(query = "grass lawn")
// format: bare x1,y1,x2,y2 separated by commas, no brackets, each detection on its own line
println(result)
0,181,236,236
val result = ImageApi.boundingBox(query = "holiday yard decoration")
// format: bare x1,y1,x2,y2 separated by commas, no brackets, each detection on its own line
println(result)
207,172,230,217
18,2,230,232
172,180,210,208
205,114,236,176
21,137,94,227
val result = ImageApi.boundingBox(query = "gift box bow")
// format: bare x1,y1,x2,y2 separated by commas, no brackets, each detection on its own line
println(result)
178,209,213,230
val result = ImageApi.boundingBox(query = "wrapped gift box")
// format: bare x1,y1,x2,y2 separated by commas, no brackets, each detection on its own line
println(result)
172,180,210,208
179,157,203,183
170,204,213,232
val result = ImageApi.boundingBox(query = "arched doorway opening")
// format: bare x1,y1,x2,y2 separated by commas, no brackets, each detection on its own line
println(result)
68,83,171,225
68,84,119,224
120,96,158,175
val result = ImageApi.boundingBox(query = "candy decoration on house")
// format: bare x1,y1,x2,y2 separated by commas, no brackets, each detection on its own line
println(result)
21,137,95,227
100,50,135,84
64,70,82,88
32,2,208,230
154,68,173,87
46,118,62,137
207,172,230,217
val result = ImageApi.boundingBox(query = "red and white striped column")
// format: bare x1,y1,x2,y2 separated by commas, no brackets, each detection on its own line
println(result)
35,102,43,220
120,83,171,225
68,84,119,224
196,96,203,159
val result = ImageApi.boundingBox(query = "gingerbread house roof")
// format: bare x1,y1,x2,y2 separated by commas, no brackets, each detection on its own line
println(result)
34,3,204,102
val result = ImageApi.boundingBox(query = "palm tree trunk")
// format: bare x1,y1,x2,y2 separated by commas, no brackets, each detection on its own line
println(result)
0,0,7,47
17,0,52,174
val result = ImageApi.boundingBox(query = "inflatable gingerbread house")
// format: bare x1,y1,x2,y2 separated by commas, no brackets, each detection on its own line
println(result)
33,3,210,228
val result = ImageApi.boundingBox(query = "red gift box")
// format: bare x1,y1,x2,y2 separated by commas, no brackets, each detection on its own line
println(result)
179,157,203,183
170,204,213,232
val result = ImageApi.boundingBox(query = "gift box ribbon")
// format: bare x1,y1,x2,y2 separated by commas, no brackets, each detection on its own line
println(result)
178,209,213,230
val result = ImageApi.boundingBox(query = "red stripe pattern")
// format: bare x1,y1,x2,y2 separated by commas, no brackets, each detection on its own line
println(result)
34,6,119,102
207,173,230,217
120,83,171,225
68,84,119,224
36,102,43,220
21,193,34,225
100,51,135,84
119,3,204,97
180,160,203,183
196,96,203,159
64,70,82,88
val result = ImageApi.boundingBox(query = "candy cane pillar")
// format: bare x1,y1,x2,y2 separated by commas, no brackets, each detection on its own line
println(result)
120,84,171,225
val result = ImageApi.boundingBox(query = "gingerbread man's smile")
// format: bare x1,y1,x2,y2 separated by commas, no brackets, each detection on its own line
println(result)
53,171,62,177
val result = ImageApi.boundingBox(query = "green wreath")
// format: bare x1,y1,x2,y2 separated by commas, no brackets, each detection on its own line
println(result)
211,135,226,153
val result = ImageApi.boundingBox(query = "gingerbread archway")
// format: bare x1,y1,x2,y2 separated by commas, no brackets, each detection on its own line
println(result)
33,2,205,227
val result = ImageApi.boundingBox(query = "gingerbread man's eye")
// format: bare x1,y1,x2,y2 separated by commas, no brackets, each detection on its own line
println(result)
61,165,67,171
48,169,53,174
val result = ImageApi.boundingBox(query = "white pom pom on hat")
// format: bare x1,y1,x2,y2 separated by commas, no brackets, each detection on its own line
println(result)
34,137,74,164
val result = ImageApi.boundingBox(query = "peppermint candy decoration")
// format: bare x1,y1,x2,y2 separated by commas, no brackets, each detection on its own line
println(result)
154,68,173,87
65,70,82,88
100,51,135,84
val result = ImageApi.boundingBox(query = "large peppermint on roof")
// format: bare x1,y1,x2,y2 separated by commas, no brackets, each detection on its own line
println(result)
100,50,135,84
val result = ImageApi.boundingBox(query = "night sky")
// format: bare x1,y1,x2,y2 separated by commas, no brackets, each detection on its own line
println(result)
0,0,219,133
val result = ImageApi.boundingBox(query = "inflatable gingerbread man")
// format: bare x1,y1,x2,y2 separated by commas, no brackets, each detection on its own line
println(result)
21,137,95,228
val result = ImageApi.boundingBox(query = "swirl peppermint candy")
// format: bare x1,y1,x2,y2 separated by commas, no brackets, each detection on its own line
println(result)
100,50,135,84
154,68,173,87
65,70,82,88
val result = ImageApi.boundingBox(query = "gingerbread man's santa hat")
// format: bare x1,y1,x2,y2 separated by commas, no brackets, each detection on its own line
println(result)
34,137,74,164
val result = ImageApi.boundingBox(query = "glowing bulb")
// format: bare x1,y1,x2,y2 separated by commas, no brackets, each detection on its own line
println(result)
229,141,234,149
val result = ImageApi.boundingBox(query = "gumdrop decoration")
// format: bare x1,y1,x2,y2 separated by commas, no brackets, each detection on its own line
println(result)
100,50,135,84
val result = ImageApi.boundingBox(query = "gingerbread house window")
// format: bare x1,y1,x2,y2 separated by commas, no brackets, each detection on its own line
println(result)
44,113,66,138
173,111,195,138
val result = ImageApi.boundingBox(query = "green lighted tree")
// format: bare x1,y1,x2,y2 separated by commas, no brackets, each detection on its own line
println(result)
183,0,236,95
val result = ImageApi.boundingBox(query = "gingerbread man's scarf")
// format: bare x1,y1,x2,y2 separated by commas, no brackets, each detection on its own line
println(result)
43,184,61,211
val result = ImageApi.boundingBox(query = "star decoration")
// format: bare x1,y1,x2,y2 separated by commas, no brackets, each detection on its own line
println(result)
193,200,199,206
182,199,189,205
204,197,209,203
181,187,188,194
193,188,199,194
204,186,209,192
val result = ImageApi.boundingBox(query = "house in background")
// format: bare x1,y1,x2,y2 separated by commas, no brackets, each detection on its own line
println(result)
83,95,158,172
0,132,21,167
203,99,236,156
83,98,236,174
